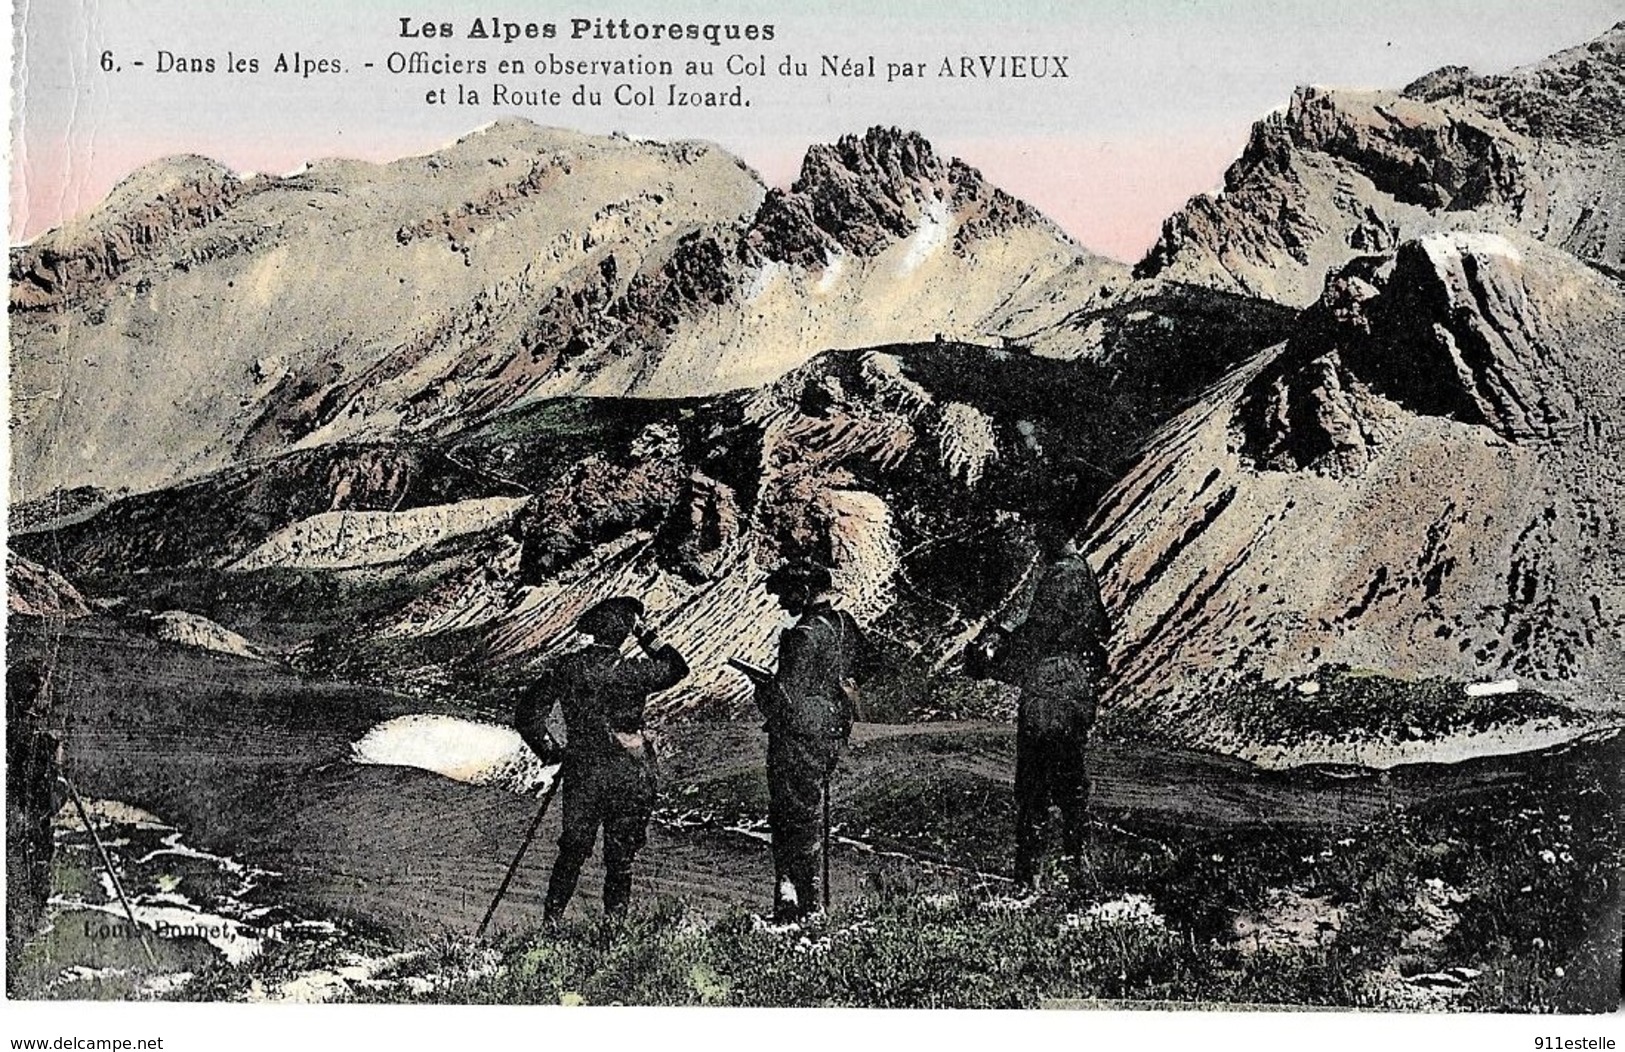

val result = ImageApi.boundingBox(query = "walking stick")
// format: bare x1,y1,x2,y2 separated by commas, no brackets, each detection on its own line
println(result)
63,775,158,967
477,772,561,938
821,770,832,911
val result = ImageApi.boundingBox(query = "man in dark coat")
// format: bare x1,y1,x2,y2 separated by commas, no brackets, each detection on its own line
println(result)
514,597,689,926
978,524,1111,889
754,561,872,923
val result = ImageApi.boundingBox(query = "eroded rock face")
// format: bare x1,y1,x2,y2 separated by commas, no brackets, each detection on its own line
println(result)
655,471,745,583
10,157,249,312
742,127,1049,266
1092,234,1625,757
1406,22,1625,146
1136,23,1625,305
150,610,266,660
1283,88,1529,213
1239,232,1578,475
13,445,523,577
6,553,92,618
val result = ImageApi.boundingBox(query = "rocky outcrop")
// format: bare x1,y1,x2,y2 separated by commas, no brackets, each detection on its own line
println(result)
51,335,1174,715
8,486,118,535
150,610,267,660
228,496,530,573
6,553,92,618
16,31,1621,768
743,127,1052,266
655,471,746,583
1091,234,1625,761
1137,23,1625,305
1406,22,1625,145
1238,233,1579,474
10,157,250,312
11,445,523,577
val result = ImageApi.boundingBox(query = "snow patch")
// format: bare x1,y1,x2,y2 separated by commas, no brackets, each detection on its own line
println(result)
1465,678,1519,697
897,200,952,276
351,713,555,795
1420,231,1523,267
744,260,782,302
815,252,846,294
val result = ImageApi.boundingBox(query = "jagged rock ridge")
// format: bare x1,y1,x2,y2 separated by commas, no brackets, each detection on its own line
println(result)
1137,22,1625,305
8,121,1110,503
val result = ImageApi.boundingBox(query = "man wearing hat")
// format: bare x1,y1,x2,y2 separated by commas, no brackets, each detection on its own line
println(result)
516,596,689,927
755,560,872,923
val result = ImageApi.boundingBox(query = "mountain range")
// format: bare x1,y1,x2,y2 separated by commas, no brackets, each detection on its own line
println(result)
9,124,1105,500
11,24,1625,767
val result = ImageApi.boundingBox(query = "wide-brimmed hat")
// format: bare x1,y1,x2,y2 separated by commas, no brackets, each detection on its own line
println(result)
765,559,833,599
576,596,644,640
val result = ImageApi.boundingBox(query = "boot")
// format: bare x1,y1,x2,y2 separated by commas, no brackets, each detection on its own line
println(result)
543,840,590,931
602,865,633,922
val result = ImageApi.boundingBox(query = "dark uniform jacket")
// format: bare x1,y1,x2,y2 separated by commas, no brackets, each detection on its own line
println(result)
758,601,871,756
517,642,689,774
997,553,1111,738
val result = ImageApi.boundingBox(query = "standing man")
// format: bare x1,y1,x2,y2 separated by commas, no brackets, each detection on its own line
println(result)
754,560,872,924
514,596,689,928
975,521,1111,890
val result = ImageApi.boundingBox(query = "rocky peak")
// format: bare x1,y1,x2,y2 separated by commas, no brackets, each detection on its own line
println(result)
1353,234,1577,440
1133,27,1625,306
1240,233,1580,474
805,126,950,192
1402,65,1478,101
743,126,1045,266
1402,21,1625,145
10,155,249,311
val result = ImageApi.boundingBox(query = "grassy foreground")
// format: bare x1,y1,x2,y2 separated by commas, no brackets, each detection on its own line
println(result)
15,724,1619,1011
340,738,1621,1011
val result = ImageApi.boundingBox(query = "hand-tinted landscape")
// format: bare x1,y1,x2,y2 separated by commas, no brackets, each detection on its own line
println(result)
8,24,1623,1011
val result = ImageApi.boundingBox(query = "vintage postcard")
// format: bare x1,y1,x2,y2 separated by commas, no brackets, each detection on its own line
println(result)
6,0,1623,1045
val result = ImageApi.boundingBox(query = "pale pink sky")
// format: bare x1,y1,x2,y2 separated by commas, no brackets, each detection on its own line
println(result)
11,121,1243,263
11,2,1621,263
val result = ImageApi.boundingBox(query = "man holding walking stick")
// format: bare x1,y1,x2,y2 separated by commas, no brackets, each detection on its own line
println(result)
744,559,872,925
503,597,689,933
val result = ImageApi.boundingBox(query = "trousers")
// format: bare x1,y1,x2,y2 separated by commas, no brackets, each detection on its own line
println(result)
1013,728,1091,887
1013,654,1099,887
544,753,654,921
766,733,834,920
